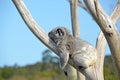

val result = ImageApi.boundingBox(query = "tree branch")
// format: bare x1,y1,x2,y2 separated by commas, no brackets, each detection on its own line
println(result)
110,1,120,24
83,0,120,79
12,0,58,54
70,0,80,37
70,0,85,80
67,0,88,11
96,32,106,69
68,0,120,79
78,0,88,12
13,0,96,79
67,0,108,80
82,0,110,80
94,0,120,79
67,0,90,17
95,31,106,79
77,1,107,76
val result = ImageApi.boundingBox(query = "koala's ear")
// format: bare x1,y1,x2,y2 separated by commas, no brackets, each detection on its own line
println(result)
59,52,69,70
56,28,65,36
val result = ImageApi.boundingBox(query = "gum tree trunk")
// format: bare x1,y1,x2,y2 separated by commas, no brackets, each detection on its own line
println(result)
12,0,120,80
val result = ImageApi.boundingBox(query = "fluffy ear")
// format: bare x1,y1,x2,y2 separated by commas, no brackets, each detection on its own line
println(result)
56,28,65,36
59,52,69,70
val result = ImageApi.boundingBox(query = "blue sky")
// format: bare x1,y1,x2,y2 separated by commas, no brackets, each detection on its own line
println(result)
0,0,118,67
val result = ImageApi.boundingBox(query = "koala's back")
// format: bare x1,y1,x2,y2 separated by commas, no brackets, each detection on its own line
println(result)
71,38,91,51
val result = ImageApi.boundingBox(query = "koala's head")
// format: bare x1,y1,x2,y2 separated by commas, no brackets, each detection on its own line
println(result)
48,27,71,44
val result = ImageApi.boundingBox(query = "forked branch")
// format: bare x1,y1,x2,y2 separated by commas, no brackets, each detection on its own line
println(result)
12,0,120,80
13,0,97,79
94,0,120,79
83,0,120,80
78,0,88,11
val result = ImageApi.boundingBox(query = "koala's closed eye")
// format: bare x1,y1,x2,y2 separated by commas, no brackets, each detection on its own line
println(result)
56,28,64,36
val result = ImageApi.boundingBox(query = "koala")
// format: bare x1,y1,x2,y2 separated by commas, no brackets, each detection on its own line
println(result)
48,27,97,70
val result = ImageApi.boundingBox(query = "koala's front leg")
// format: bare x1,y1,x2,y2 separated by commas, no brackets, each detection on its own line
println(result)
58,45,70,70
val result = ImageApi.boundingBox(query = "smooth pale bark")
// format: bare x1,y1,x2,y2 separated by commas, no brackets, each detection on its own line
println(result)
70,0,80,38
12,0,120,80
12,0,59,54
12,0,97,79
95,31,106,80
94,1,120,79
70,0,85,80
78,0,120,79
110,1,120,24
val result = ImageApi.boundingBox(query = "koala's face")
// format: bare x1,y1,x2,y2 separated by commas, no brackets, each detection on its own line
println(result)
48,27,66,44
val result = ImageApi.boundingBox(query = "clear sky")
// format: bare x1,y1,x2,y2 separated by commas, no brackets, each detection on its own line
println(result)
0,0,118,67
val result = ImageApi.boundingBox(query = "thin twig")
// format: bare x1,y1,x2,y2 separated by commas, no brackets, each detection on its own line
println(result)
70,0,80,37
110,1,120,24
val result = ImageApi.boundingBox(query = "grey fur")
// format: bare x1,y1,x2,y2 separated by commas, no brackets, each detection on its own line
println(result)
48,27,97,70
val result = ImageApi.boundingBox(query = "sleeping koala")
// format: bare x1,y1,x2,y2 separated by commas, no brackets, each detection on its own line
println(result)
48,27,97,70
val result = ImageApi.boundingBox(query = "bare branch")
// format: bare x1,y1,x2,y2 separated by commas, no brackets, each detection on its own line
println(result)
13,0,97,79
77,1,106,75
83,0,108,22
83,0,97,21
78,0,88,11
95,31,106,79
94,0,120,79
77,2,106,77
110,1,120,24
83,0,120,79
67,0,87,10
70,0,100,80
70,0,80,37
67,1,109,80
67,0,120,79
96,32,106,69
12,0,58,54
13,0,120,79
70,0,85,80
69,0,107,79
67,0,90,16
